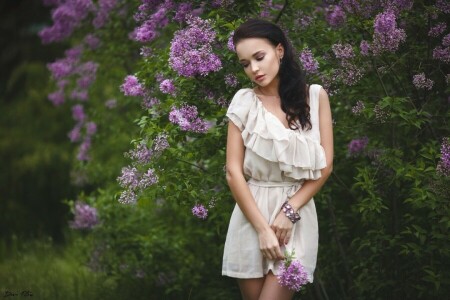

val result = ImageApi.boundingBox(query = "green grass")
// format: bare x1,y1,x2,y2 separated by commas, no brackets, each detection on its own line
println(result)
0,235,118,300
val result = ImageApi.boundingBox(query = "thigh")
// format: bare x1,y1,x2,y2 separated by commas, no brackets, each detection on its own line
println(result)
237,277,265,300
258,271,295,300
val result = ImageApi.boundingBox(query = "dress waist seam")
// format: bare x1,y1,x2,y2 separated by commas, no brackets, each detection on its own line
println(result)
247,178,301,187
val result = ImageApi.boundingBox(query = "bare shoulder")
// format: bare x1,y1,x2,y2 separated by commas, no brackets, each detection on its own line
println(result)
318,86,330,101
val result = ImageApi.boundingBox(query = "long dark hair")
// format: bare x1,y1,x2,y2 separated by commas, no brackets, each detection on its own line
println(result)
233,19,311,131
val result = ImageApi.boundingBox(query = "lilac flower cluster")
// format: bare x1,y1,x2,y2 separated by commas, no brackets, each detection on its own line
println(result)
173,2,203,23
169,15,222,77
436,0,450,14
117,167,158,204
142,95,160,109
371,10,406,55
169,104,211,133
299,48,319,74
39,0,95,44
192,204,208,219
432,32,450,63
224,74,239,87
335,60,363,86
159,79,176,95
153,133,170,153
326,5,346,28
348,137,369,155
125,144,153,164
428,22,447,37
374,104,389,123
120,75,146,97
211,0,235,8
84,34,101,50
360,40,370,56
437,138,450,176
351,100,365,115
69,201,99,230
227,31,235,52
412,73,434,90
131,0,174,43
277,259,309,291
332,43,355,59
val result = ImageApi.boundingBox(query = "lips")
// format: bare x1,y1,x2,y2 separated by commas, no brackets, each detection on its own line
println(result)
255,74,265,81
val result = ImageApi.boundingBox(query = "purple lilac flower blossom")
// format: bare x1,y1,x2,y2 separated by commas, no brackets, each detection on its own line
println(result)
70,89,89,101
169,15,222,77
141,96,160,109
224,74,239,87
39,0,95,44
332,43,355,59
153,133,170,152
127,144,153,164
118,189,137,205
72,104,86,122
77,137,91,161
86,122,97,135
68,125,82,142
348,137,369,155
335,61,363,86
433,46,450,63
169,104,211,133
159,79,176,95
192,204,208,219
48,90,65,106
428,22,447,37
117,166,140,189
326,5,346,27
140,46,153,57
443,34,450,47
120,75,145,97
371,10,406,54
299,48,319,73
412,73,434,90
437,137,450,176
360,40,370,56
138,169,158,189
436,0,450,14
69,201,99,230
351,101,365,115
84,34,101,49
173,2,193,22
227,31,235,52
277,259,309,291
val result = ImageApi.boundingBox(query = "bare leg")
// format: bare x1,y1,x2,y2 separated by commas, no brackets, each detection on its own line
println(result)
237,277,265,300
258,271,295,300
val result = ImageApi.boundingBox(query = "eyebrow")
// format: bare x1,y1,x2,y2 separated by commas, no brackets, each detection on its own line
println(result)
239,50,264,62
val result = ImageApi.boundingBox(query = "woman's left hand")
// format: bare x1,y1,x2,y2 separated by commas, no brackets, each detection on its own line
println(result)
271,211,294,246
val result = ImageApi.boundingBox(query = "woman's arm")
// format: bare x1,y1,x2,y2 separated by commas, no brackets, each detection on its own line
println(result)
226,120,284,260
271,87,334,245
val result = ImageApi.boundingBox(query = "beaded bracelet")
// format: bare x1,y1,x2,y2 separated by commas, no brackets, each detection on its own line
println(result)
281,201,301,224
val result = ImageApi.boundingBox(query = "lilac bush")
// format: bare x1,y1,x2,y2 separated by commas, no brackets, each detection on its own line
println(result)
69,201,99,230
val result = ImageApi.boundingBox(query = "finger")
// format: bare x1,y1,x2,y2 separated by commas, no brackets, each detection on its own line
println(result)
284,231,292,244
274,245,284,260
279,230,287,245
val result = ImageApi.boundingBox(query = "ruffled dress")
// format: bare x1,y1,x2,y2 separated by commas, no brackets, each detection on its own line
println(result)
221,84,326,283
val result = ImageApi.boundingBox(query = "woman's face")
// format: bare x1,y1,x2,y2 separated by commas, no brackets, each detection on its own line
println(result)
235,37,284,88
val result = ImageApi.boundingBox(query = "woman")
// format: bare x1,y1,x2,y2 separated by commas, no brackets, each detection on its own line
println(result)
222,19,334,300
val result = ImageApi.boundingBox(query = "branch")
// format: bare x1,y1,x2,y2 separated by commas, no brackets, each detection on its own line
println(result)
274,0,288,24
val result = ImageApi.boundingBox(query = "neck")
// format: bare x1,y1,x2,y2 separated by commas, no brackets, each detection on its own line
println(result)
257,78,280,97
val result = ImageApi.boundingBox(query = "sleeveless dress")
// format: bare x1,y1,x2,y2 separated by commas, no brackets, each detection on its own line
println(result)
222,84,327,283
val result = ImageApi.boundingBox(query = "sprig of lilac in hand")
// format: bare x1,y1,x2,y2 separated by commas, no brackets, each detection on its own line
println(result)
277,249,309,292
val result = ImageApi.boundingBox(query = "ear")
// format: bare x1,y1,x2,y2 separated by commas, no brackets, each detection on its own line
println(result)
276,43,284,58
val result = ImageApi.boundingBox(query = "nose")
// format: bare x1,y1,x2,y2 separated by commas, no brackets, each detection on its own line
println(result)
250,61,259,73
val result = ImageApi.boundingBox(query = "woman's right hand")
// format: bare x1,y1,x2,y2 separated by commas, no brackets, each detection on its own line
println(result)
258,227,285,260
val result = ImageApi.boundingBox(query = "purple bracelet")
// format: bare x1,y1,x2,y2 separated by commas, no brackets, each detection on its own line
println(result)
281,201,301,224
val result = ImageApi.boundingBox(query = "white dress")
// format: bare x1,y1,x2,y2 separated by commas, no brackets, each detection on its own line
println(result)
222,84,327,283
